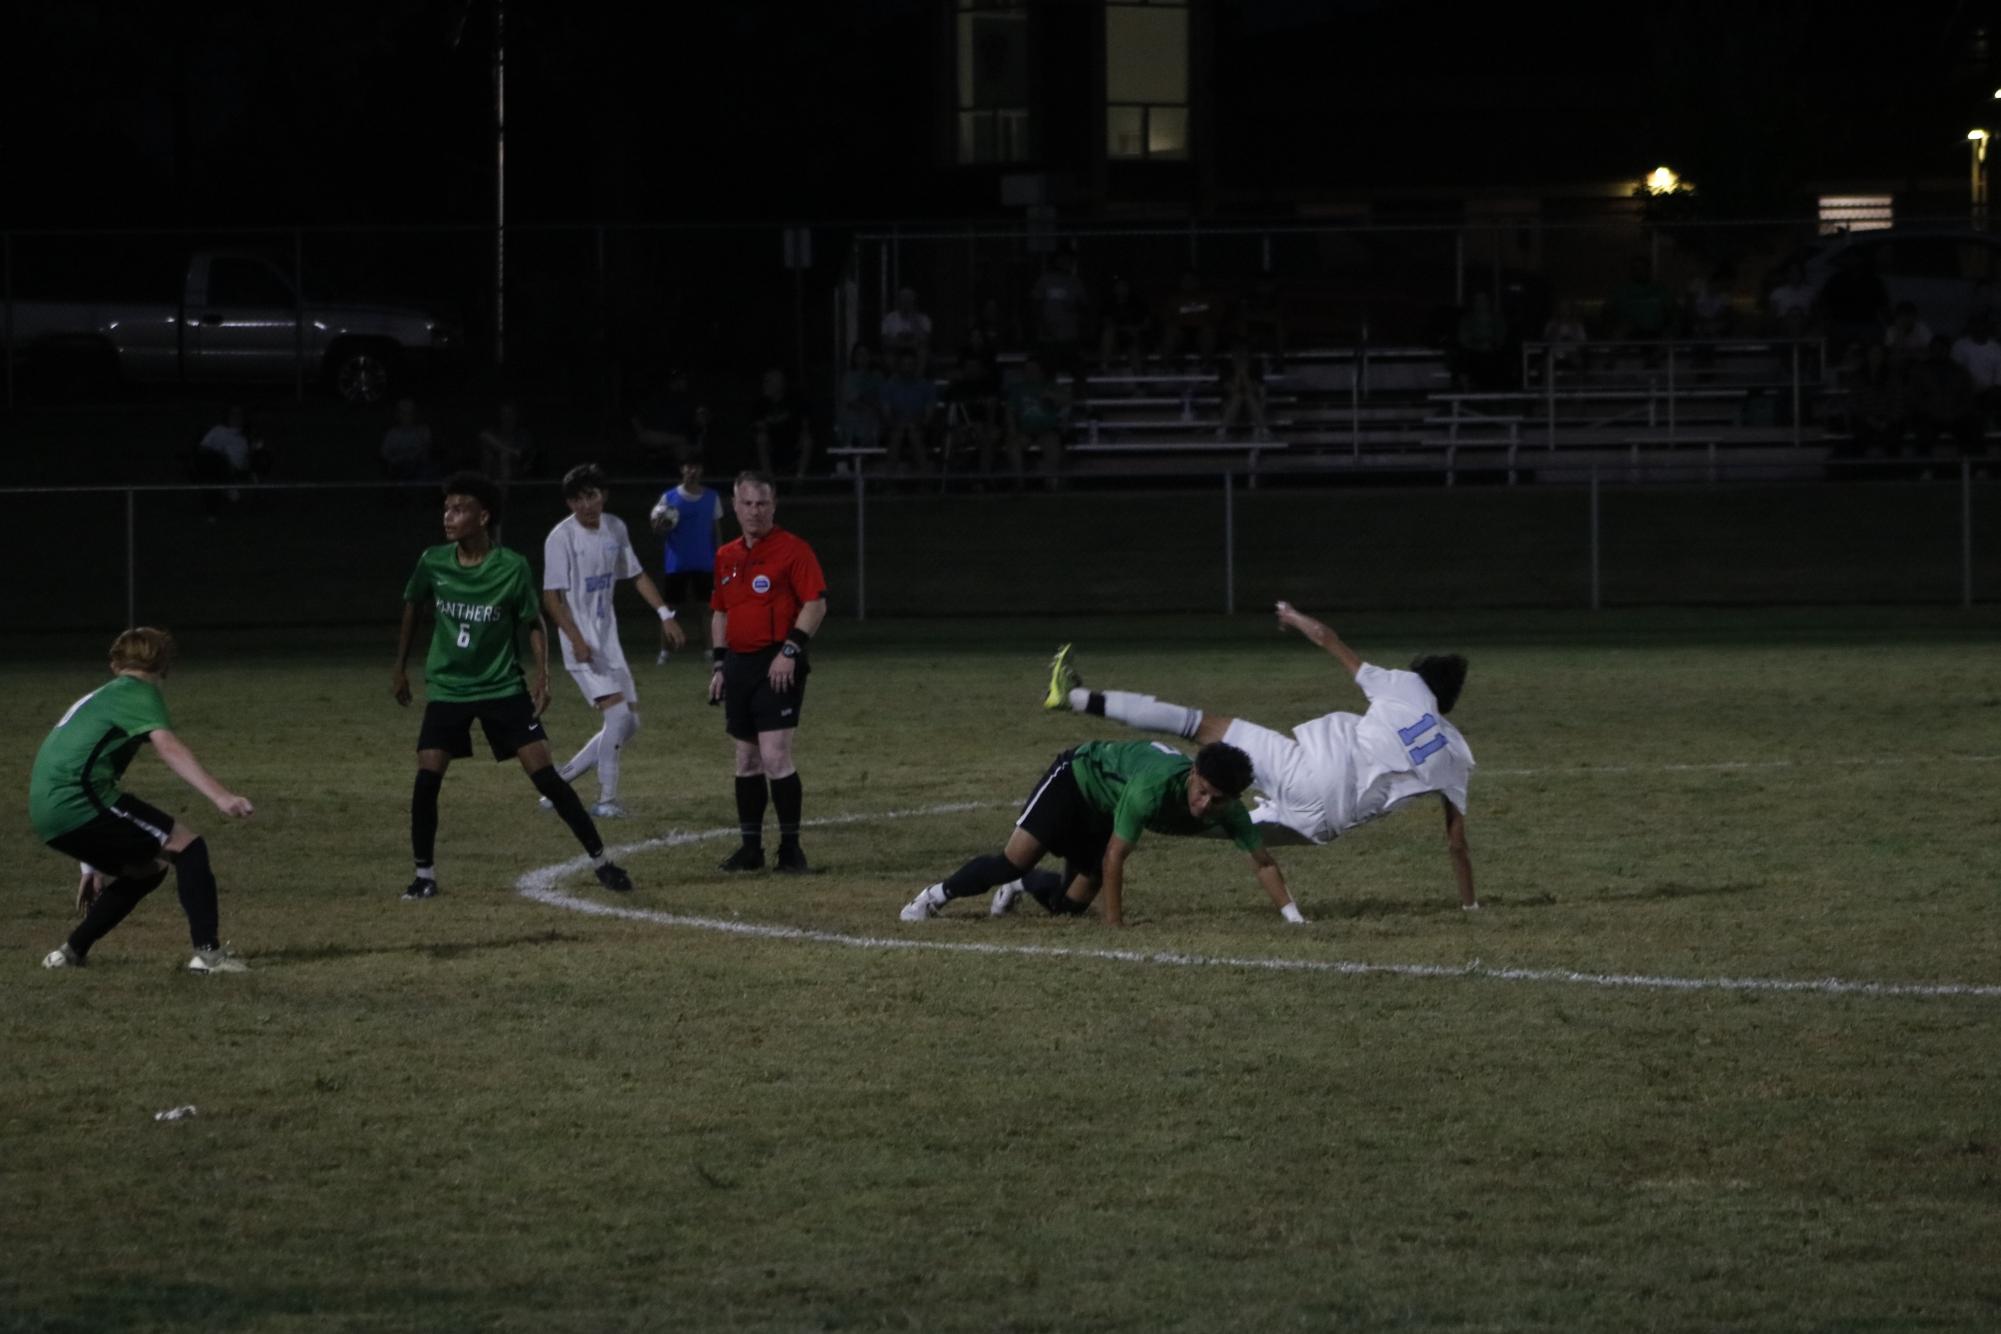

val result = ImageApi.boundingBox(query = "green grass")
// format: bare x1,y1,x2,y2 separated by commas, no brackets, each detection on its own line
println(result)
4,611,2000,1332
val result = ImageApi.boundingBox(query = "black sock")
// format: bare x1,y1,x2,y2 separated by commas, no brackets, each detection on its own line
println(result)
734,775,769,850
69,866,168,956
941,852,1027,901
1020,868,1066,901
1085,691,1107,716
530,766,604,859
173,837,220,948
412,769,443,868
770,773,803,846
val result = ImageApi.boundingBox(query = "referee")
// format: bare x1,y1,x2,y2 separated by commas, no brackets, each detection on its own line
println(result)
709,470,828,873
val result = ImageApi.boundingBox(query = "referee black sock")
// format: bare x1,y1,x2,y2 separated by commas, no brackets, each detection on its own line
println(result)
69,866,169,957
172,836,220,949
734,776,770,850
411,769,443,869
530,766,605,859
770,773,803,847
941,853,1026,901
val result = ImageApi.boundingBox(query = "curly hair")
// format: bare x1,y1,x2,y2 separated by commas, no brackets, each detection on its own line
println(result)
1193,741,1255,798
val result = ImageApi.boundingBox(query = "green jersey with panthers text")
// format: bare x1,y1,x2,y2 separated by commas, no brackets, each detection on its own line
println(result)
403,543,541,702
29,674,173,841
1069,740,1261,852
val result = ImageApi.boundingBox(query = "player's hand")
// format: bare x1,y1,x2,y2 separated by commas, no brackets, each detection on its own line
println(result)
215,792,254,818
75,866,106,915
1274,600,1315,636
391,668,411,707
767,654,798,692
532,673,551,717
661,618,687,651
569,638,593,666
708,667,725,705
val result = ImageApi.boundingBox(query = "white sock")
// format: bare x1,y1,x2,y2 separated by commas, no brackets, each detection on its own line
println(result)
561,732,602,784
1100,690,1202,739
597,703,638,802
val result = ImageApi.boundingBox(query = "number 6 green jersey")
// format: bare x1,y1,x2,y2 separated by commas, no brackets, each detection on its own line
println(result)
403,544,541,702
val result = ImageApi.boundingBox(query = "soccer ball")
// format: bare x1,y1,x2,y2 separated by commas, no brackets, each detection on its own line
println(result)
650,500,679,534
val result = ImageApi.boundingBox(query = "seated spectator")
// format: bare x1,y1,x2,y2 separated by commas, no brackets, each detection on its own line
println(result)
1603,256,1673,344
1540,300,1590,373
750,367,816,479
1951,315,2001,424
1004,353,1070,486
1236,273,1289,370
942,328,1002,474
880,350,939,474
1029,249,1089,380
630,366,708,464
1767,261,1815,335
1452,291,1510,391
836,343,885,460
1157,270,1221,361
880,287,934,372
191,404,270,518
1884,301,1934,370
1216,342,1269,440
1097,275,1153,383
380,396,434,481
478,400,536,483
1907,335,1982,454
1684,270,1733,339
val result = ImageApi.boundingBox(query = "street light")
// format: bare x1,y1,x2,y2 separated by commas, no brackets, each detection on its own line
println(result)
1970,129,1989,227
1645,165,1682,195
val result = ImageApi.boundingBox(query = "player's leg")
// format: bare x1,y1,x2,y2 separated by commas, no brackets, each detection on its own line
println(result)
1041,644,1207,738
720,737,768,871
43,800,175,966
513,735,631,893
408,749,452,899
904,825,1049,921
580,685,637,817
759,727,809,872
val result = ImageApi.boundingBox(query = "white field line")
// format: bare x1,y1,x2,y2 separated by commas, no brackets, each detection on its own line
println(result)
1487,753,2001,778
516,799,2001,1002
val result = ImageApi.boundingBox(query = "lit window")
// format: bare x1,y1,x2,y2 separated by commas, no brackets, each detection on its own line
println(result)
1105,0,1188,161
958,1,1031,165
1818,195,1895,235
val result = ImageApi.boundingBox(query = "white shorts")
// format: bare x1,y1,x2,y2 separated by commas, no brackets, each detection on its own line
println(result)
565,641,637,707
1222,717,1337,845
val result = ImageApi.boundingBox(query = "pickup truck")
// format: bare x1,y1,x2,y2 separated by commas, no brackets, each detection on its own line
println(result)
5,250,458,404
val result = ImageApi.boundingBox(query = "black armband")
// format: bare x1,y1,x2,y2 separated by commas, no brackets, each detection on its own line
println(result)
711,647,727,671
781,626,812,660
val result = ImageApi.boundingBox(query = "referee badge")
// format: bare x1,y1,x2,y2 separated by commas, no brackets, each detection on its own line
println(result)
751,574,772,594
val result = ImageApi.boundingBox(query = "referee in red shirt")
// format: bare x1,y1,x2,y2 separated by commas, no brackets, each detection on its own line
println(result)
709,471,829,872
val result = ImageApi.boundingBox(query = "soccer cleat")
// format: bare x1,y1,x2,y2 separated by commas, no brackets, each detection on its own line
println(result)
774,843,812,875
536,796,555,812
187,944,248,974
401,876,438,901
900,882,949,921
717,844,765,873
590,800,629,820
989,879,1024,917
1043,643,1080,710
593,861,634,893
41,943,84,969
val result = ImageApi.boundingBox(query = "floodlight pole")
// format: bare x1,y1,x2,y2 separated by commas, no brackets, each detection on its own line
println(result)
494,0,506,369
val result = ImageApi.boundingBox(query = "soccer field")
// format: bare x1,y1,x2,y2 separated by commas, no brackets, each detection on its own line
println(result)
4,610,1999,1332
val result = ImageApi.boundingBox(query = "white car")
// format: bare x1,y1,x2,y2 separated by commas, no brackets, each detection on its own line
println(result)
1797,229,2001,336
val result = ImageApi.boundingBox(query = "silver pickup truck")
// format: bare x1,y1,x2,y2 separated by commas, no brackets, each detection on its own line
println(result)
5,250,458,404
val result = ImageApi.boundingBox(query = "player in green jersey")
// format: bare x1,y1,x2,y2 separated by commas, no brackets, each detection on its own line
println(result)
900,739,1305,927
392,471,634,899
31,627,254,972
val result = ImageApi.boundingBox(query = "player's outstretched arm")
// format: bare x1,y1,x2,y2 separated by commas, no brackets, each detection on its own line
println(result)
1097,836,1136,927
392,601,420,706
1274,601,1362,678
541,588,592,665
1443,797,1477,909
149,729,253,817
631,572,687,650
1248,848,1307,923
527,618,552,716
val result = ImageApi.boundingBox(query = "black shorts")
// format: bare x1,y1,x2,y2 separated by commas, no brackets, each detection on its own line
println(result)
45,793,175,872
418,693,548,762
662,569,714,604
721,646,808,742
1015,749,1113,878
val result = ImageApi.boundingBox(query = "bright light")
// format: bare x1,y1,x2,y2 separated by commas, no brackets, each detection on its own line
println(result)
1970,129,1991,142
1644,166,1682,195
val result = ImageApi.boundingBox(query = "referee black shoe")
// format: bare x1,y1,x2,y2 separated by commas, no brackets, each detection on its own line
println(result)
401,877,438,901
593,860,634,893
717,843,765,873
774,842,812,875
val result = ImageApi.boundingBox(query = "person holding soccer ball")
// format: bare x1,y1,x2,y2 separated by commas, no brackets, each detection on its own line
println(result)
31,627,254,973
650,454,724,663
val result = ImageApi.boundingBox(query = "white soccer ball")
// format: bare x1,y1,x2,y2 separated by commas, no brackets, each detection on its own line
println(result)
650,500,679,534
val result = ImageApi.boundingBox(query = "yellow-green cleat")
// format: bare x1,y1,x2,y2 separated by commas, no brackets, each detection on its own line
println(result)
1043,643,1081,710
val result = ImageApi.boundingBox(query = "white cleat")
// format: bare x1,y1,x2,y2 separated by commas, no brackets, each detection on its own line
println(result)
536,796,555,812
900,883,949,922
590,801,629,819
989,879,1024,917
187,944,249,974
42,943,83,969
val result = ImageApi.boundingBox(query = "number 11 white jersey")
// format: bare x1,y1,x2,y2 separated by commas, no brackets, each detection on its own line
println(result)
1290,663,1475,834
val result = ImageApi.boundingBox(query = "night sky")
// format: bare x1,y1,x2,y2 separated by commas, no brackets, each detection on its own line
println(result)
2,0,1992,228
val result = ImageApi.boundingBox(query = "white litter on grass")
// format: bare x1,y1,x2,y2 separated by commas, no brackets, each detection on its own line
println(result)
515,798,2001,1003
153,1105,197,1122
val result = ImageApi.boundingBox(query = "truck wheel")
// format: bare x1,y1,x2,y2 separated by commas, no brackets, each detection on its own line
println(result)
329,345,394,405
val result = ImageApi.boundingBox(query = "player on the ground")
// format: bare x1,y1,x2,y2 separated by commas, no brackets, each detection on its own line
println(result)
900,738,1304,927
540,463,685,818
709,471,828,874
1043,601,1478,908
31,628,254,972
651,455,724,663
392,470,634,899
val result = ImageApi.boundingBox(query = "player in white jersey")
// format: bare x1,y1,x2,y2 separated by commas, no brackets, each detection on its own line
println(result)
1043,601,1478,908
541,464,684,817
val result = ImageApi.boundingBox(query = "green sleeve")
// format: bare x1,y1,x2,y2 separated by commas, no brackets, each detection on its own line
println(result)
1221,802,1263,853
403,554,432,604
124,682,173,738
1111,786,1153,846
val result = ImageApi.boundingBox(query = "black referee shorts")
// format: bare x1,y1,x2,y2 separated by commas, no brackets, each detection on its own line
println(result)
418,693,548,761
1015,748,1113,877
721,646,809,742
46,793,176,872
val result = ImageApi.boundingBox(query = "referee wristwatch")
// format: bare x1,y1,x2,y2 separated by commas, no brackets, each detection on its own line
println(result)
781,627,811,660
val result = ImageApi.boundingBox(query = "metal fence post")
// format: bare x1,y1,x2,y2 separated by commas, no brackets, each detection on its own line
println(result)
1222,470,1235,613
4,231,14,410
1791,342,1803,448
293,228,307,403
125,488,137,628
1964,456,1975,609
854,468,867,622
1589,466,1601,611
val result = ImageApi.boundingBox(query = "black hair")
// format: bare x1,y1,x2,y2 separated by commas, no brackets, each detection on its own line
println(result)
1410,654,1469,714
1193,742,1255,798
442,470,502,526
562,462,609,499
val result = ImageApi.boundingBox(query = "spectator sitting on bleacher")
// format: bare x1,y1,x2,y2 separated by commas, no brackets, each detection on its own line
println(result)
1950,315,2001,425
1684,270,1733,339
1216,341,1269,441
1767,261,1816,335
1158,270,1221,362
1097,275,1153,386
1541,300,1589,372
881,287,934,372
1452,291,1509,391
1030,249,1090,381
1005,353,1070,487
880,350,939,475
1603,256,1673,344
750,367,816,479
192,404,271,518
836,343,885,460
1884,301,1934,370
943,328,1003,475
380,396,434,481
1236,273,1288,372
1906,335,1982,455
